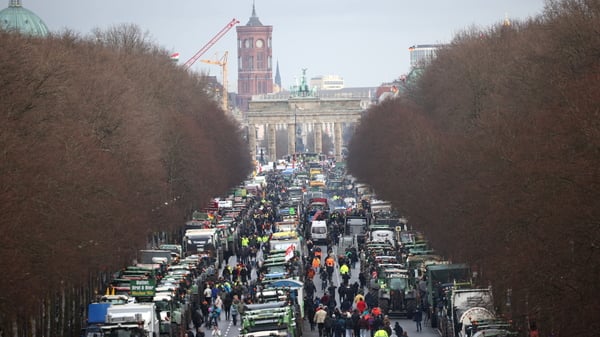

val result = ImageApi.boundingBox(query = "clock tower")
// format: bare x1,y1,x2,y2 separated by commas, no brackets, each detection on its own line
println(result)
236,3,273,111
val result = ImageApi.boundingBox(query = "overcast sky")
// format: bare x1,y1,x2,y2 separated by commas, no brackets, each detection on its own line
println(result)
28,0,547,89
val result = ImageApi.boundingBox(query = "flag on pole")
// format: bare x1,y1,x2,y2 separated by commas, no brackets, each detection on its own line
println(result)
170,52,180,61
285,244,295,261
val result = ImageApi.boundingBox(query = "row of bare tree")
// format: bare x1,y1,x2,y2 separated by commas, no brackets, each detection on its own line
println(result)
0,24,251,336
347,1,599,336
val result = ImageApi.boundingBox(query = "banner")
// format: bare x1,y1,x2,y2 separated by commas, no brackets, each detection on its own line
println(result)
285,244,295,261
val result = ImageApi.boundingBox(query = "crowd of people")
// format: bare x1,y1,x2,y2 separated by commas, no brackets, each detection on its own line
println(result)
184,167,423,337
303,244,410,337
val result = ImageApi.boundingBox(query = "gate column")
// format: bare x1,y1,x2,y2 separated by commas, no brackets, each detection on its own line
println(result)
314,123,323,154
267,124,277,162
334,122,342,162
288,123,295,156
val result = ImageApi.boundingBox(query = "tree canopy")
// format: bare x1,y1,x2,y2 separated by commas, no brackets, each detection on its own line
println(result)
347,1,600,336
0,24,251,324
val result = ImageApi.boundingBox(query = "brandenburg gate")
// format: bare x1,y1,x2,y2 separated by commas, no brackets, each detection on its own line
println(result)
245,95,364,162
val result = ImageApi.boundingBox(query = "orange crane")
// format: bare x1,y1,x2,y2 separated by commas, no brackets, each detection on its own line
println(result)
201,52,229,112
183,18,239,69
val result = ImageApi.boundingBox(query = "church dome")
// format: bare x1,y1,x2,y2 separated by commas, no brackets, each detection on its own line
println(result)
0,0,49,37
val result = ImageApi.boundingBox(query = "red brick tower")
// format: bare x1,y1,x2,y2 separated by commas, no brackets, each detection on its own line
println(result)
236,3,273,111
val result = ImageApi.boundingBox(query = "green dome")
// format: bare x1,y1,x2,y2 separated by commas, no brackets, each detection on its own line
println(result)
0,0,49,37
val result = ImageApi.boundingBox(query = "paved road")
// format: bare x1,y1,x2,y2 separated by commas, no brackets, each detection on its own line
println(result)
299,244,440,337
190,244,440,337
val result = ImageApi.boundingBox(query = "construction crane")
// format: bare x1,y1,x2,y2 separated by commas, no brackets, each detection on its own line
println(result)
183,18,239,69
201,51,229,112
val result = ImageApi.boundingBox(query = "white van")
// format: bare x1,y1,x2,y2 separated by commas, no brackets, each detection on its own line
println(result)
310,220,328,244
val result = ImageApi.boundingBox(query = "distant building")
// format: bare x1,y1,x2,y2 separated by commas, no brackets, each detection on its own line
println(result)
408,44,443,68
0,0,49,37
236,3,273,111
310,75,345,90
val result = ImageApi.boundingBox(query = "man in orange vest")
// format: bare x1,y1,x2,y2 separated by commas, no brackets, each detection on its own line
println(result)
325,255,335,281
312,257,321,273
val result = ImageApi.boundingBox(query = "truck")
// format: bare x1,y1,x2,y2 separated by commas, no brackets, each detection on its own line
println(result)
81,302,111,337
158,244,183,259
445,288,497,337
138,250,173,265
344,215,369,245
425,263,472,329
153,293,188,337
183,228,223,268
368,227,396,248
102,302,160,337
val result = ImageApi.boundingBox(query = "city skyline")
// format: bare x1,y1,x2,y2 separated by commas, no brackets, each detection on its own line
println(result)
28,0,547,89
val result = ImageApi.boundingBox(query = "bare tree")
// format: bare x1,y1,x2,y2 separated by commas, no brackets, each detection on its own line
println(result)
347,2,600,335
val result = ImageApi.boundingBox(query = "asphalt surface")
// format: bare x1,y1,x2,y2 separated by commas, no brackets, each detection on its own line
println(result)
189,244,440,337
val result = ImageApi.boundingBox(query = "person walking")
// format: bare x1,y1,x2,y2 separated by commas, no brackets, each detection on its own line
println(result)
325,254,336,281
352,309,361,337
393,322,404,337
374,327,389,337
315,304,328,337
356,296,368,314
334,314,346,337
203,285,212,305
214,295,223,321
192,305,204,330
359,314,369,337
344,311,354,337
211,325,222,337
307,298,316,331
223,293,232,321
340,263,350,277
231,296,239,326
413,307,422,332
320,269,329,291
324,313,334,337
207,305,219,328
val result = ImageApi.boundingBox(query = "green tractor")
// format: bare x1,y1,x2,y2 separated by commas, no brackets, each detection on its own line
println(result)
377,268,416,318
240,302,298,337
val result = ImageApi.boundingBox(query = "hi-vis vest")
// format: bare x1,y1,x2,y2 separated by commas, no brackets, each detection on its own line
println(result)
241,237,249,247
374,329,388,337
326,257,335,267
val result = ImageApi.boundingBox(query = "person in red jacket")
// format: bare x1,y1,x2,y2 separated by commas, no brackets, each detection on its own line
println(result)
356,297,368,313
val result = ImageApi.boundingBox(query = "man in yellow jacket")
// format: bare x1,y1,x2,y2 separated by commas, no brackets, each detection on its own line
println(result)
374,327,389,337
339,263,349,275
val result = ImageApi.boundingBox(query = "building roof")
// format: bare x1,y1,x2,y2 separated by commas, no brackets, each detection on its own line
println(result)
246,2,263,26
0,0,49,37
